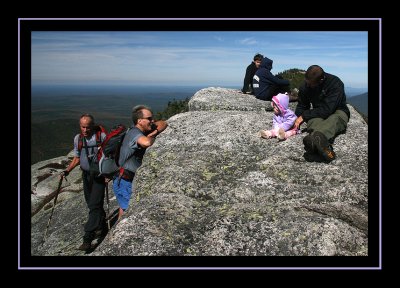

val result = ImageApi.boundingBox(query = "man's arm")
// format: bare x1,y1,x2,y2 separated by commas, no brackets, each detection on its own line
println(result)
270,74,290,86
294,86,310,117
242,64,253,92
282,112,298,131
137,135,155,148
294,87,310,129
60,157,80,178
302,85,344,120
293,115,303,130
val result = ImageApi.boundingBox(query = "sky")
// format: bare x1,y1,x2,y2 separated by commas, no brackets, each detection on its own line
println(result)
31,31,368,88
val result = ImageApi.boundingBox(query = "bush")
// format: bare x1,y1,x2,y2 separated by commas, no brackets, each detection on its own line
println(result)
276,68,306,90
155,97,190,120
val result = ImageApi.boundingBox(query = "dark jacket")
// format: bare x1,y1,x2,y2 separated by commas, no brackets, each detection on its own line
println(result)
252,57,290,100
242,62,258,94
295,73,350,121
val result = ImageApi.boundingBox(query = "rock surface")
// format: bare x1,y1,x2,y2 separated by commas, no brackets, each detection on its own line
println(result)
31,87,368,256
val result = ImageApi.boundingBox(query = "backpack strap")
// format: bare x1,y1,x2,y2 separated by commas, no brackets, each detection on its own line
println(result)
78,134,83,152
78,129,104,152
82,136,92,165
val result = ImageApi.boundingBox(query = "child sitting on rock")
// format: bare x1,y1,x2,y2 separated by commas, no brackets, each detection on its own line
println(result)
259,92,300,141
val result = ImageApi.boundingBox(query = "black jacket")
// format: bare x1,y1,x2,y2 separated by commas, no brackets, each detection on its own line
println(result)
295,73,350,121
242,62,258,94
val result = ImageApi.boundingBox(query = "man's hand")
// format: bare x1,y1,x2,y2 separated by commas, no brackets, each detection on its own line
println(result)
294,115,304,130
60,170,69,179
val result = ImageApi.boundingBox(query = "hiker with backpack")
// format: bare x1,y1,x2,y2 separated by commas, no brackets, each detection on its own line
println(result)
113,105,168,220
60,114,108,251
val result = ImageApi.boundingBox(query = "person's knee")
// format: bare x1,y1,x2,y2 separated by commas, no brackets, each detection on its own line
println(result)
306,118,323,131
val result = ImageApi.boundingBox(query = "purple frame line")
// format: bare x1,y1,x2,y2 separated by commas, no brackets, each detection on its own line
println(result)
19,17,381,270
19,17,381,21
18,18,21,270
19,267,381,271
379,18,382,269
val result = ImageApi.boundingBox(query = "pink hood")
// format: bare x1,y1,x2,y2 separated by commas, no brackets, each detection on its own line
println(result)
272,93,289,115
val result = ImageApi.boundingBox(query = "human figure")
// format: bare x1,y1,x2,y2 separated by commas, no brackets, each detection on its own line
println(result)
113,105,168,220
259,92,299,141
241,53,263,94
293,65,350,162
60,114,107,251
253,56,290,101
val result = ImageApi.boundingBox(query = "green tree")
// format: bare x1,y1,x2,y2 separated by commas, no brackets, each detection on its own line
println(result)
155,97,190,120
276,68,306,90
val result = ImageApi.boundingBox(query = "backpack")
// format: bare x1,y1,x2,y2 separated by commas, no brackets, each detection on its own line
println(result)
97,124,128,178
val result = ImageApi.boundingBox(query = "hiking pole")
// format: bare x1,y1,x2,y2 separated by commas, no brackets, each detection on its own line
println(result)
43,176,64,242
105,180,111,231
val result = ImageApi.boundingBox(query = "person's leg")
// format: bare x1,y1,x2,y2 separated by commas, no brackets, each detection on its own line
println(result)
304,111,348,161
302,119,324,153
277,128,286,140
82,171,91,205
305,117,324,134
83,176,106,244
113,178,132,219
284,129,298,139
310,111,348,162
306,110,348,141
259,129,277,138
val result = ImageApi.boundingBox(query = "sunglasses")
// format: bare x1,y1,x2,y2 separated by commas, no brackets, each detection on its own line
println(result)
142,116,153,121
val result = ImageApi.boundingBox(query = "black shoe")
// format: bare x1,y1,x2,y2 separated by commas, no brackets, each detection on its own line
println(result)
78,242,92,251
303,134,316,153
312,131,336,162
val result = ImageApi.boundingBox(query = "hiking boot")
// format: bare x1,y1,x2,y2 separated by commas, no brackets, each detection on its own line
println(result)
78,242,92,251
313,131,336,162
303,134,316,153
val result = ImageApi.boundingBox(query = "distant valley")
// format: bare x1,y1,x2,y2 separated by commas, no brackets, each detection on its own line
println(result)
345,87,368,97
31,85,200,164
346,92,368,118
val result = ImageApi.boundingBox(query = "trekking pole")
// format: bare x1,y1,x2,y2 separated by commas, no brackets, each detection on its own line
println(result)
105,180,111,231
43,176,64,242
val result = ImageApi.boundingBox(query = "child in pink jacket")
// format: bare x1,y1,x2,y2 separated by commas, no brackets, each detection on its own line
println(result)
259,93,299,140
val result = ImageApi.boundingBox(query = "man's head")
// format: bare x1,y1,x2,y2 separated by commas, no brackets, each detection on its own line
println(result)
305,65,325,88
79,114,95,137
132,105,155,132
253,53,264,68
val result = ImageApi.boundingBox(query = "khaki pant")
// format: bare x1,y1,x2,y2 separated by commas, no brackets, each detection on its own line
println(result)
306,110,349,141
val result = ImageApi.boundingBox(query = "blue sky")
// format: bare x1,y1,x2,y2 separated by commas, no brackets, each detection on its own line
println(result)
31,31,368,88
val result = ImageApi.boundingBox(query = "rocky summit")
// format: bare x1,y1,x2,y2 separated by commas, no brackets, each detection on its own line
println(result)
31,87,368,257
